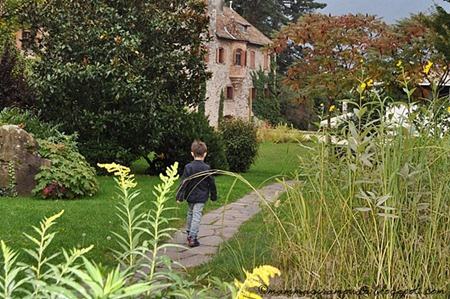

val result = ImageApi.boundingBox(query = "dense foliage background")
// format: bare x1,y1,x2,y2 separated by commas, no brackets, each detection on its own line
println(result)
20,0,211,168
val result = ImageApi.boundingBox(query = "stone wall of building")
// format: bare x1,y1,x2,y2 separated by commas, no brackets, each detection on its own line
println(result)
204,35,271,127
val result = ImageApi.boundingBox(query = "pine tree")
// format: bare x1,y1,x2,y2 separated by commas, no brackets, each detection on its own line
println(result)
424,1,450,63
225,0,326,37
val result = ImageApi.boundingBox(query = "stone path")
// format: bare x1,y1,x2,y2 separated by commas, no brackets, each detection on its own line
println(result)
161,180,291,268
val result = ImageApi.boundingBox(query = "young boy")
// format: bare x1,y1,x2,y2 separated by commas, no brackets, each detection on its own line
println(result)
176,140,217,247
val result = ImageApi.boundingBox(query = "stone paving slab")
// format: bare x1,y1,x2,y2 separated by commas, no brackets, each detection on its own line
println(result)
158,180,292,269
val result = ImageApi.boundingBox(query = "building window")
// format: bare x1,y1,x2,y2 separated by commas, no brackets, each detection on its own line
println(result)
235,49,242,66
217,47,225,64
21,31,31,41
264,87,269,99
251,87,257,100
250,51,256,69
226,86,234,100
234,48,247,66
20,30,32,47
205,46,210,63
263,53,269,70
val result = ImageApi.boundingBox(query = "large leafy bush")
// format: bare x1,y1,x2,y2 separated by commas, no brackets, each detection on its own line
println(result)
220,118,259,173
33,137,98,199
149,111,228,174
0,107,98,199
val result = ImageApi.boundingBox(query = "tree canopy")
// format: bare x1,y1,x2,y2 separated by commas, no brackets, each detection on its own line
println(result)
271,13,447,114
272,14,388,106
224,0,326,37
424,1,450,65
22,0,210,166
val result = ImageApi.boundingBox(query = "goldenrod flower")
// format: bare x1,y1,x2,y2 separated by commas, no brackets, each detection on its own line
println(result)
329,105,335,112
423,61,433,75
234,265,281,299
367,79,374,87
396,60,402,67
360,58,363,63
447,106,450,113
360,82,367,91
97,162,137,189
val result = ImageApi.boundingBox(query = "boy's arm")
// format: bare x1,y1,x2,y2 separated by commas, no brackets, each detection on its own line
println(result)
176,165,190,202
209,174,217,201
176,179,186,203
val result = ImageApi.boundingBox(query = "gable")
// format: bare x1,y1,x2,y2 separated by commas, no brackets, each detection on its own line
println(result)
214,6,272,46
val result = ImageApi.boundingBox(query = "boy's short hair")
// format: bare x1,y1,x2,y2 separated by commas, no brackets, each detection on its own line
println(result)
191,140,207,157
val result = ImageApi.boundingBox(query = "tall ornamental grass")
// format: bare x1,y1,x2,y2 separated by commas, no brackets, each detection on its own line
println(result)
267,66,450,295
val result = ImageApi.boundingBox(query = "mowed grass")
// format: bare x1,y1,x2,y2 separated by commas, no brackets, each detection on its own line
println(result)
0,142,306,269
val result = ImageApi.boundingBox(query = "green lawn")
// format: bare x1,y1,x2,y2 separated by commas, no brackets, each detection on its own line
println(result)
0,142,307,269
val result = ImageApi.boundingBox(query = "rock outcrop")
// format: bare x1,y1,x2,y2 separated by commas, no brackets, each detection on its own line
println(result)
0,125,50,196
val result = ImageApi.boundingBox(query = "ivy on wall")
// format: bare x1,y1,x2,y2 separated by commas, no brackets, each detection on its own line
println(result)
251,67,282,125
218,89,225,125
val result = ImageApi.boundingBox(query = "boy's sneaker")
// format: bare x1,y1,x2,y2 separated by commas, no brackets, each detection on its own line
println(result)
187,235,192,242
188,238,200,247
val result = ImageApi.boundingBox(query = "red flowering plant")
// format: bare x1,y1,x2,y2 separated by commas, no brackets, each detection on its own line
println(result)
42,180,67,199
33,137,98,199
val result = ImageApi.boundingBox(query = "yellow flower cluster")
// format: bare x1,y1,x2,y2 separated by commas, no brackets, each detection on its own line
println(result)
329,105,335,112
359,79,373,92
423,61,433,75
97,162,137,189
234,265,281,299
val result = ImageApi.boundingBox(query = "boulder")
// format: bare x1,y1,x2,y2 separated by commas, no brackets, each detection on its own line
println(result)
0,125,50,196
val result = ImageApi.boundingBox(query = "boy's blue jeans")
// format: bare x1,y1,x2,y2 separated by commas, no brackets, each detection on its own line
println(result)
185,202,205,240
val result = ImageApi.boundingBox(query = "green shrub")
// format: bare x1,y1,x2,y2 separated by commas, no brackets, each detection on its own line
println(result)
220,118,259,172
257,122,311,143
149,111,228,174
0,107,99,199
0,107,61,139
33,138,98,199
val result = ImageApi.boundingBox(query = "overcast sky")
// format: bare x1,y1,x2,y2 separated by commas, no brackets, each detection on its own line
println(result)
318,0,450,24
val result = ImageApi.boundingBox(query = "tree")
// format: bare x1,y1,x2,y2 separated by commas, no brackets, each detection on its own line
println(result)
0,41,32,109
378,13,448,96
272,14,389,112
424,1,450,63
271,13,447,123
224,0,326,37
22,0,210,167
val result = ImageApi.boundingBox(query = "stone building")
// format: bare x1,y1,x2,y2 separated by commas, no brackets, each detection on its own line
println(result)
205,0,273,127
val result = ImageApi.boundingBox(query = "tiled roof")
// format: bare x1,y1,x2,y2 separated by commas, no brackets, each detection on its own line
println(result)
214,6,272,46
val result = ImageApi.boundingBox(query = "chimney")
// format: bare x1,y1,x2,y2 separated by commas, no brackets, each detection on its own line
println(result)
217,0,223,12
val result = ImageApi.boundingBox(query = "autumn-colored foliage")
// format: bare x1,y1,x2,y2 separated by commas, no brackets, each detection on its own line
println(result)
271,13,448,116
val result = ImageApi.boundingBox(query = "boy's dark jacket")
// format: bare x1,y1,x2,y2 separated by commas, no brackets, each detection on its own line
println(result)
176,160,217,203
